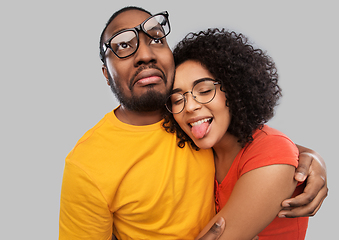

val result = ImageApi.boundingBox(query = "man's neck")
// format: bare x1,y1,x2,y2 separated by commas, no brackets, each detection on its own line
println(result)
114,105,164,126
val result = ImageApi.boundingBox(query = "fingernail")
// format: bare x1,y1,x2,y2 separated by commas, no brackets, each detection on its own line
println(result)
215,217,224,227
296,172,306,181
279,214,286,218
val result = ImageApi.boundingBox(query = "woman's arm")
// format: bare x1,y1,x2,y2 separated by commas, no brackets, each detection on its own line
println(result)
196,164,297,240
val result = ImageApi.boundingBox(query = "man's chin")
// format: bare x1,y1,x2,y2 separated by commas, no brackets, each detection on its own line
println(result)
121,91,168,112
133,83,167,94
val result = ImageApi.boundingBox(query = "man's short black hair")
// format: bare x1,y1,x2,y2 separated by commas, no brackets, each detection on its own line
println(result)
99,6,152,63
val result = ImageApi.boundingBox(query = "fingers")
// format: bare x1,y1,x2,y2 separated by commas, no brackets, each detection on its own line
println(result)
279,185,328,218
295,152,313,182
197,217,225,240
295,159,327,207
280,149,328,218
288,173,326,207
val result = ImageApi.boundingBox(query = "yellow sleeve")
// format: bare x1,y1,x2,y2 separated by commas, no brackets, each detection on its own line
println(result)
59,160,113,240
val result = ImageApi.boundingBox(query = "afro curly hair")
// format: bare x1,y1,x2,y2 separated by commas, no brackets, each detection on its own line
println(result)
163,28,282,150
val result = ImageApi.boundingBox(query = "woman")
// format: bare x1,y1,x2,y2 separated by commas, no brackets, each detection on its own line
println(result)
164,28,309,239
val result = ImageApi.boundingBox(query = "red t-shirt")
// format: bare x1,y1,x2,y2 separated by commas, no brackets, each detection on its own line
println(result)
214,125,308,239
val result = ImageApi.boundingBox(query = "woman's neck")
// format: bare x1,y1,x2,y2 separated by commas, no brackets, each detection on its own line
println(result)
213,133,242,183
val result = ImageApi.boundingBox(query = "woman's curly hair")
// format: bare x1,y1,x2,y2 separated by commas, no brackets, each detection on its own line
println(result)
163,28,281,150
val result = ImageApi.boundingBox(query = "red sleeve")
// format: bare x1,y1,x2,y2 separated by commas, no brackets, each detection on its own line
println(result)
238,127,299,177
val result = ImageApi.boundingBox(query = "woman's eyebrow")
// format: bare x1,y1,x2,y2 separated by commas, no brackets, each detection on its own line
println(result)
170,88,182,94
171,77,215,93
193,77,215,85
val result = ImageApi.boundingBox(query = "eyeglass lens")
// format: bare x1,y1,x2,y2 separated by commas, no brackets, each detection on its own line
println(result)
109,14,169,58
166,80,217,114
111,31,138,58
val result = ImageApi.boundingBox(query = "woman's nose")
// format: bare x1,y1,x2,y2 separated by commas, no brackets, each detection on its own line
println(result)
184,93,202,113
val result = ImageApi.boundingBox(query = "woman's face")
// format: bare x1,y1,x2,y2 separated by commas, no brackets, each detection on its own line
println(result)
173,60,231,149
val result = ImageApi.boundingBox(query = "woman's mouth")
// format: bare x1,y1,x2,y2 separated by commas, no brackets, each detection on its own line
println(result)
189,118,212,139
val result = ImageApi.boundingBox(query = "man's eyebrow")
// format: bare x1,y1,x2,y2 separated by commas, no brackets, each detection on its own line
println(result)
108,22,137,39
109,27,128,38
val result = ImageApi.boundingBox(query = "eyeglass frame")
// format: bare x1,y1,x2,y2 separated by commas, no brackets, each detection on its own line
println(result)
100,11,170,60
165,78,221,114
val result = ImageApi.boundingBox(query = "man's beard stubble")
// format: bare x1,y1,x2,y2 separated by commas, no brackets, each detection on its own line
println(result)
107,73,170,112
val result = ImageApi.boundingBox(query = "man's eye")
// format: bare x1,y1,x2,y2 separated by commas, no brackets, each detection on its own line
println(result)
150,38,163,45
117,42,130,50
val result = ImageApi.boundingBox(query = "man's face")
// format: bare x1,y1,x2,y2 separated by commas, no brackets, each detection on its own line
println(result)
102,10,175,112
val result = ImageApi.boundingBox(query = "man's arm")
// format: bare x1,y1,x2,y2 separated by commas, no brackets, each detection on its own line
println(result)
59,161,113,239
278,145,328,218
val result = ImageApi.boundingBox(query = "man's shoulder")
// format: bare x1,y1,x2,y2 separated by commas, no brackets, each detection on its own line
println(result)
66,113,114,158
78,113,112,142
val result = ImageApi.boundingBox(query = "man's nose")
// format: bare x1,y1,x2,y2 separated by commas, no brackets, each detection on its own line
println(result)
133,34,157,66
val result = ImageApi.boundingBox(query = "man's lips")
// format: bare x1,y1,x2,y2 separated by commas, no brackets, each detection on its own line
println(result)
135,76,162,86
132,69,165,87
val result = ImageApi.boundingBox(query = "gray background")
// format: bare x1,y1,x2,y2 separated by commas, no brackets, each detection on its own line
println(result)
1,0,337,239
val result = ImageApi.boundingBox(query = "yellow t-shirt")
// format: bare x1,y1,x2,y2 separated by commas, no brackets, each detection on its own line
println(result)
59,110,215,240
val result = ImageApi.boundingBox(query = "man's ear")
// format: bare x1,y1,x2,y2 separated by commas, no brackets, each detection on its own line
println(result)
102,65,111,86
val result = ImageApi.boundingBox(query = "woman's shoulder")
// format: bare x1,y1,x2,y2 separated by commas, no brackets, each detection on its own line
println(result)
249,125,295,148
238,125,299,175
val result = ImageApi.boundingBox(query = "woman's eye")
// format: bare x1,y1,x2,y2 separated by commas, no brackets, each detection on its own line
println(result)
198,89,213,95
173,98,184,105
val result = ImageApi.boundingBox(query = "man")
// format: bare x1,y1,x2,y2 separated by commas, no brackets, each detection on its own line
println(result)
59,6,327,240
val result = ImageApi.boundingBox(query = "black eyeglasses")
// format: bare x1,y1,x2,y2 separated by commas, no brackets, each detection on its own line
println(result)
101,11,170,60
165,78,220,114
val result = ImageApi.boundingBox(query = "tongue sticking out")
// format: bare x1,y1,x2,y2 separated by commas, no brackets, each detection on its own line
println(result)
191,121,210,139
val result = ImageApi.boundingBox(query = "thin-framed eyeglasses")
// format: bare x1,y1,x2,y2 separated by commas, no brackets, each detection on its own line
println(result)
101,11,170,60
165,78,221,114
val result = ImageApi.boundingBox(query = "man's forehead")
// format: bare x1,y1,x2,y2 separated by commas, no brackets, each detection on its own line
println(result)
104,10,151,40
